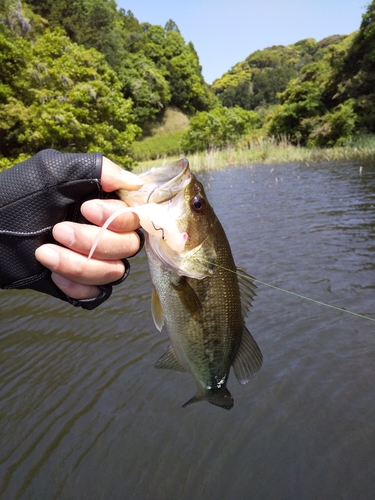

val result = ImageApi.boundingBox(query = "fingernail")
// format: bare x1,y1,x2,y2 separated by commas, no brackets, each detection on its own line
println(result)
51,273,71,289
53,222,76,247
84,200,104,220
36,245,59,269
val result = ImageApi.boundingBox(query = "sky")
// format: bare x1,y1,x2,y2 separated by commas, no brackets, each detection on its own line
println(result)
116,0,366,84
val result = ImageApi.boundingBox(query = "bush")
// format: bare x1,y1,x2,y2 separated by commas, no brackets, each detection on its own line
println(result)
307,99,357,147
181,106,262,152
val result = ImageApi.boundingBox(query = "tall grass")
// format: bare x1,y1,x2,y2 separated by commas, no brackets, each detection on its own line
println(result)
134,135,375,172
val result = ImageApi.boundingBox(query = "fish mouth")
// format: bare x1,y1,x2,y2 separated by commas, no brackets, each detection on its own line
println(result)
141,158,191,204
121,158,191,207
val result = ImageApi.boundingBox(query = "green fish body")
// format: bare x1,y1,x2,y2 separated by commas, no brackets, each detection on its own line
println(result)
141,160,263,410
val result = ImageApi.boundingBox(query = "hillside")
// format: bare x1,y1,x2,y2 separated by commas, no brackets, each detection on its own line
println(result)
183,1,375,151
211,35,346,111
1,0,375,166
0,0,216,167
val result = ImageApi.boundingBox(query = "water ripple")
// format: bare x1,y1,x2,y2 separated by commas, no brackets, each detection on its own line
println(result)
1,162,375,499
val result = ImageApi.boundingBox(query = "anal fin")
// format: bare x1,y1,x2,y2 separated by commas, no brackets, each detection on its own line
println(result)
155,345,187,372
232,325,263,384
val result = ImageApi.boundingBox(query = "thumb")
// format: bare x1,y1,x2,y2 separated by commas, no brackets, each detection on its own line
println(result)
100,157,143,193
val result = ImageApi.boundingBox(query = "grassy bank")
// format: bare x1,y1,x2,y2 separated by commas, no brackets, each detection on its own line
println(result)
132,107,375,171
131,108,189,162
134,135,375,172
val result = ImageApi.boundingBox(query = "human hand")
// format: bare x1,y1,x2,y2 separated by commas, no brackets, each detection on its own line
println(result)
35,157,143,301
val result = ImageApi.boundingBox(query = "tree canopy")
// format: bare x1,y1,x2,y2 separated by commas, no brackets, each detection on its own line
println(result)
0,26,140,167
211,36,346,112
23,0,216,126
2,0,375,164
0,0,217,167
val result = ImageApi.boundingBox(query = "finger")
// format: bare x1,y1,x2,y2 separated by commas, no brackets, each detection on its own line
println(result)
81,198,140,232
51,273,101,300
52,221,141,259
101,157,143,192
35,244,125,285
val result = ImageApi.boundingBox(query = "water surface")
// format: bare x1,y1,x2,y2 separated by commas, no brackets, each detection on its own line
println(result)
1,161,374,499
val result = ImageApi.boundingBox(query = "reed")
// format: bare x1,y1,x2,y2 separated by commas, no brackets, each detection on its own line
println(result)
134,135,375,172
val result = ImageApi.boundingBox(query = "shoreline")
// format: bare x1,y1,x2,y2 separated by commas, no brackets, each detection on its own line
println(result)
134,140,375,172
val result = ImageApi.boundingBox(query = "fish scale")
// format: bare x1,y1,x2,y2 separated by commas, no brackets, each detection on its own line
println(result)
139,160,263,410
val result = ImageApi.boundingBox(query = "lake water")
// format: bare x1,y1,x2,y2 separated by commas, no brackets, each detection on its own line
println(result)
1,161,374,500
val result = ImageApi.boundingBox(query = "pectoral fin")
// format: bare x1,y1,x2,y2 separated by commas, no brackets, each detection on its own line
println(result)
155,345,187,372
171,277,203,323
232,325,263,384
151,286,164,331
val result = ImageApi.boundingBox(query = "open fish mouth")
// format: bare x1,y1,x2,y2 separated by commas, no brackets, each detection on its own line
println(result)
118,158,191,207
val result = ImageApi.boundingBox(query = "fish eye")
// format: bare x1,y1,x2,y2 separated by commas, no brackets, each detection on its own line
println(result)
190,195,206,214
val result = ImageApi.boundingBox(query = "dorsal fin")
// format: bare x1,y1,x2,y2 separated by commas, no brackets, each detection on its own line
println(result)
232,325,263,384
237,269,257,318
155,345,187,372
151,286,164,331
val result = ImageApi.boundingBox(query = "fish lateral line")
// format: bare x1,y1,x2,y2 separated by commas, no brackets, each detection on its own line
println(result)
196,257,375,324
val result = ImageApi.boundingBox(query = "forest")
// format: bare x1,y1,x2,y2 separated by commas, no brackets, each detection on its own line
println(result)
1,0,375,168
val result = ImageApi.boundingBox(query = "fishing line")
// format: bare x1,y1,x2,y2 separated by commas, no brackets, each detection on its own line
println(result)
197,258,375,323
250,277,375,323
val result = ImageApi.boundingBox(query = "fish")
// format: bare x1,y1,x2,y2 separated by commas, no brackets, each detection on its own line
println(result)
120,158,263,410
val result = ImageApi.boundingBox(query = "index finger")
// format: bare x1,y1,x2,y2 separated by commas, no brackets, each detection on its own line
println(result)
81,198,140,232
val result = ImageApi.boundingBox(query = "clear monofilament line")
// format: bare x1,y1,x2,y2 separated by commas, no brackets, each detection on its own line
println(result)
197,258,375,324
250,277,375,323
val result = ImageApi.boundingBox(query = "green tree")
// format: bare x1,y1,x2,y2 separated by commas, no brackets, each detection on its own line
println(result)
267,35,358,147
211,62,251,93
0,28,139,167
26,0,126,70
307,99,357,147
181,106,261,152
1,0,46,38
267,62,328,144
139,23,216,113
119,53,171,126
218,80,253,109
0,28,30,157
328,1,375,132
211,38,347,112
23,2,216,127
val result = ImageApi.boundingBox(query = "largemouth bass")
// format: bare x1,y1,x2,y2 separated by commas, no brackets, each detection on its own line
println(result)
121,158,263,410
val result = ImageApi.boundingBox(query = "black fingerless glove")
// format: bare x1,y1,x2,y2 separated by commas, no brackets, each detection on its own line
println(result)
0,149,134,310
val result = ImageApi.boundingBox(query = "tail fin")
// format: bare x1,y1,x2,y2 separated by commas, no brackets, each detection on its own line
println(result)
182,386,234,410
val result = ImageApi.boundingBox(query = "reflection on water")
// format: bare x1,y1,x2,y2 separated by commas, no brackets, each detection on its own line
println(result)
1,161,374,499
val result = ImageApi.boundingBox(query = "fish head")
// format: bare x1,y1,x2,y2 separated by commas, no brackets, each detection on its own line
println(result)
119,158,217,279
180,174,216,252
147,169,218,280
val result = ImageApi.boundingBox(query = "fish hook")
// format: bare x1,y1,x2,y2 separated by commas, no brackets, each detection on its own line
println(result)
146,187,174,241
